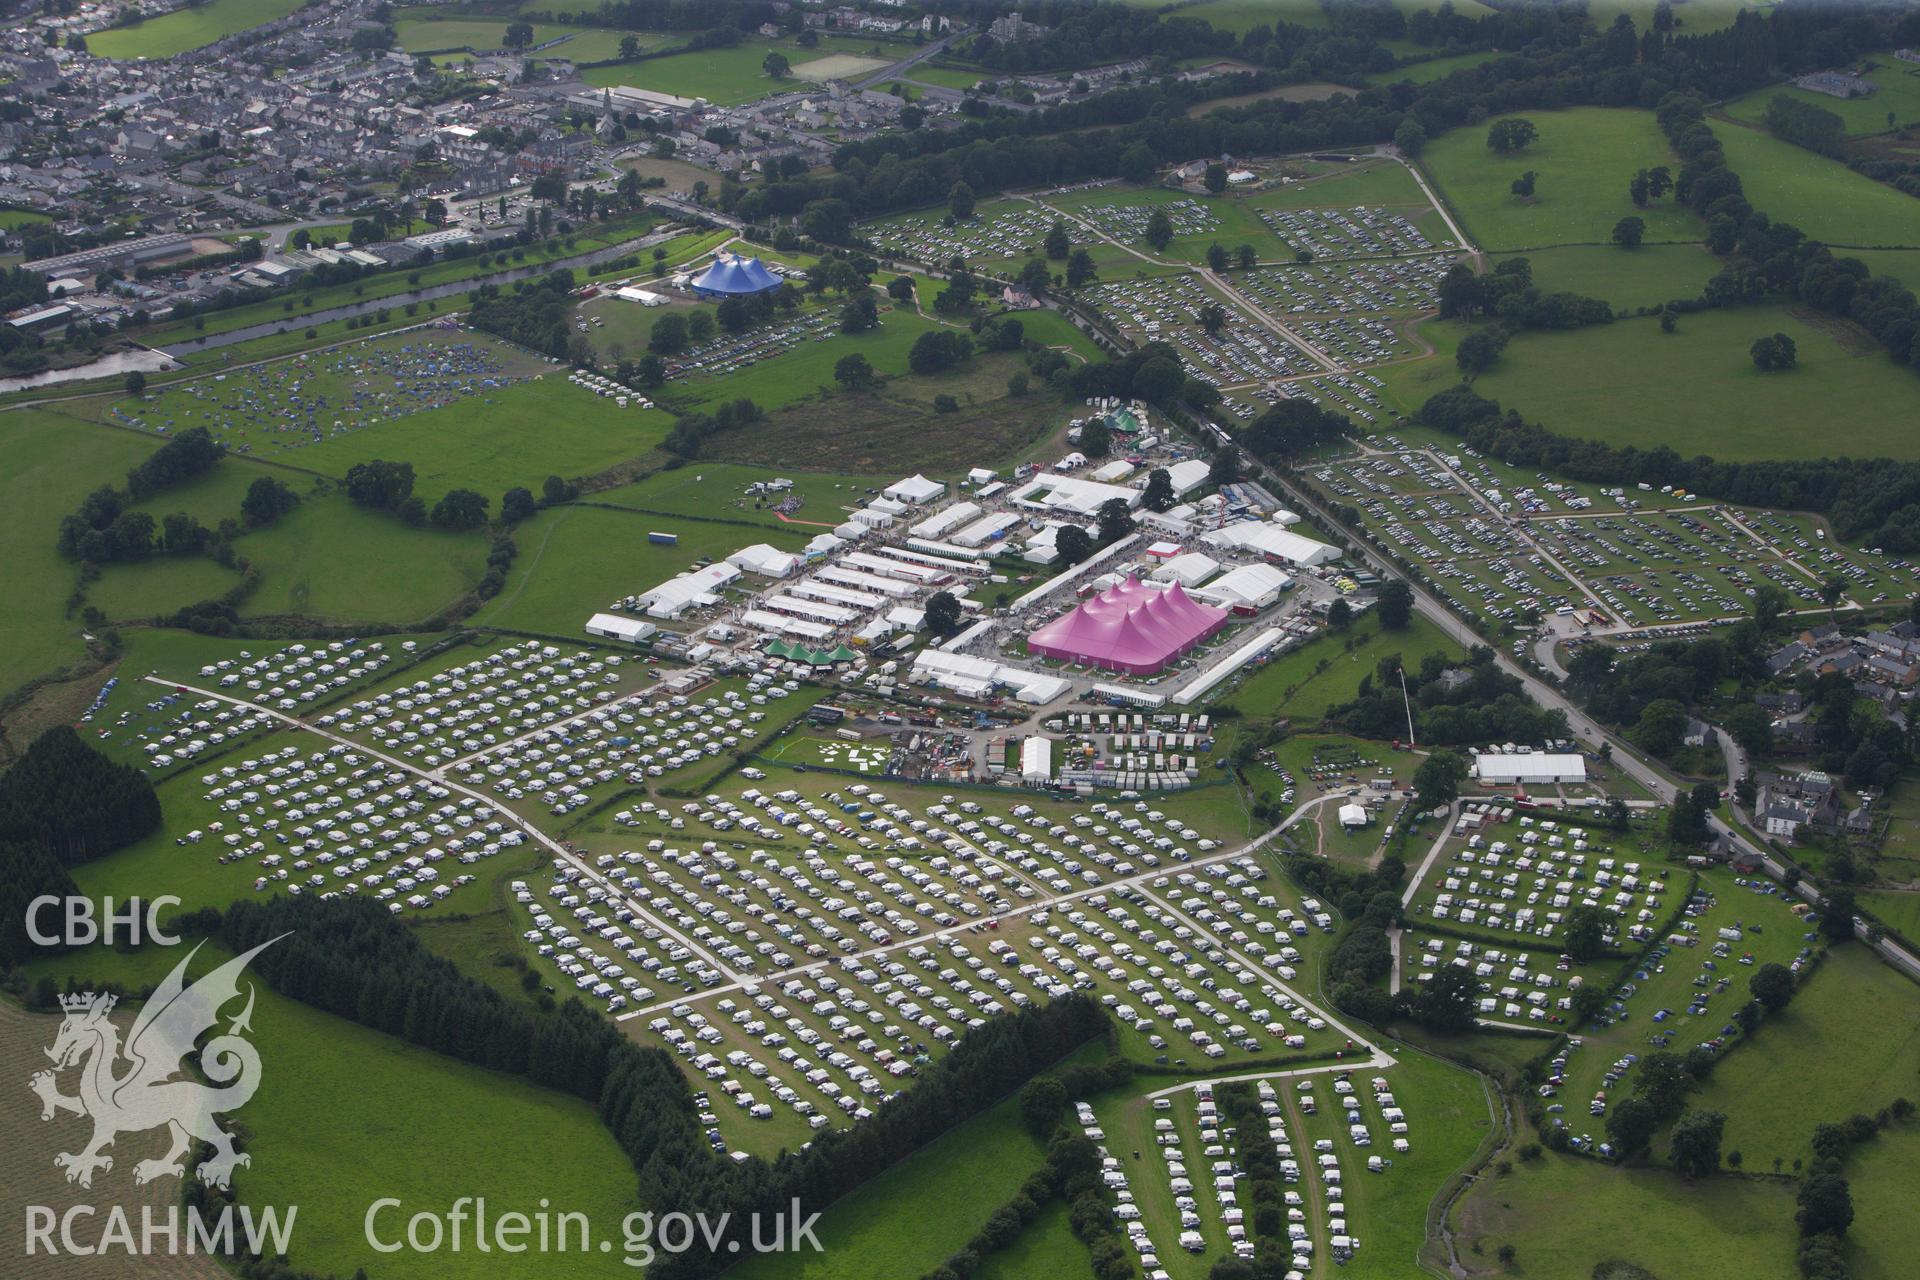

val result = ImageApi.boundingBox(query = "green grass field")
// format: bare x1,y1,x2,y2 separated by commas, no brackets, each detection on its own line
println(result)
726,1093,1049,1280
707,351,1066,477
1365,50,1502,86
1673,946,1920,1173
905,62,986,91
475,502,807,636
296,376,675,499
85,0,304,58
973,1199,1094,1280
23,943,642,1280
1710,121,1920,247
1420,108,1702,251
1221,613,1463,721
1246,158,1432,211
237,493,489,622
89,555,245,621
1861,888,1920,939
668,308,960,414
1464,306,1920,462
1585,0,1774,33
1453,1150,1802,1280
393,14,666,61
1844,1124,1920,1280
582,35,898,106
0,410,162,697
1490,243,1725,310
593,462,873,528
1723,58,1920,138
394,15,577,52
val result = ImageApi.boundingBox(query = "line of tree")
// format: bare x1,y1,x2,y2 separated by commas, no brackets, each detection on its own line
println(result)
1652,94,1920,376
1439,258,1614,333
1792,1105,1919,1280
662,397,763,459
1761,93,1846,158
1214,1081,1290,1269
56,427,227,564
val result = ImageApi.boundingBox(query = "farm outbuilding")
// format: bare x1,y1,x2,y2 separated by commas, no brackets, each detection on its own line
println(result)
1191,562,1292,612
728,544,800,578
884,474,947,504
1201,520,1339,568
1020,736,1053,782
1472,752,1588,785
585,613,658,644
635,561,740,618
1150,552,1221,588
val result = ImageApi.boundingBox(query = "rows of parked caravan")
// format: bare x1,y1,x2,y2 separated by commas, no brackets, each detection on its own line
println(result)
455,681,801,817
182,741,516,912
315,643,644,770
122,638,399,769
1409,804,1668,950
595,818,1335,1069
517,865,717,1011
565,784,1353,1154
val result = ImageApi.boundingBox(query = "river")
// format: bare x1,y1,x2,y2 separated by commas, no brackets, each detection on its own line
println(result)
0,348,183,395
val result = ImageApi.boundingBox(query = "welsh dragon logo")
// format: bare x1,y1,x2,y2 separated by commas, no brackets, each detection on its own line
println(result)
29,936,285,1190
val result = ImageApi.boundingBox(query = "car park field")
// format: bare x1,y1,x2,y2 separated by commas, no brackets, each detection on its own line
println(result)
864,199,1079,270
1082,273,1321,388
1307,431,1900,635
1541,871,1812,1152
92,330,551,459
1039,185,1291,266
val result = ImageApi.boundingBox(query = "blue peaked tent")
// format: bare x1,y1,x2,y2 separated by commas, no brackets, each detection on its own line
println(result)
690,253,782,298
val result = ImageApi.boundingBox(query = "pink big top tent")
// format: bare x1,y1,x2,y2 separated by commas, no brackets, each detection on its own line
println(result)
1026,578,1229,675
